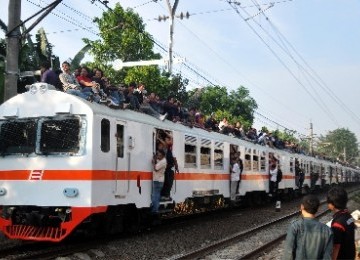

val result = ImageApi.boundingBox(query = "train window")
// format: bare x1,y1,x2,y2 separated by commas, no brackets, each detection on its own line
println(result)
101,119,110,152
185,144,197,168
0,119,36,155
185,135,197,168
244,154,251,171
260,151,266,171
252,155,259,171
201,139,211,169
39,117,80,155
290,157,294,173
117,124,124,158
214,141,223,170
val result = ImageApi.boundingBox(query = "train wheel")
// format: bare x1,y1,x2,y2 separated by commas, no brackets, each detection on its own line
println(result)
286,189,294,201
124,205,140,233
303,185,310,195
248,192,264,207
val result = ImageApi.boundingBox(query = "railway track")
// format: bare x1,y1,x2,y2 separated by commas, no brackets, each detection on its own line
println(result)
171,205,330,260
1,188,358,259
239,208,330,260
171,188,359,260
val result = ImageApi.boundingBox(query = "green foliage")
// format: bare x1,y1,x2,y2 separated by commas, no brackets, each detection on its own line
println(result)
316,128,359,163
275,129,298,143
70,44,91,70
0,19,7,33
227,86,257,123
83,3,157,82
84,3,157,65
197,86,228,113
34,28,60,70
0,39,4,103
83,3,189,100
16,27,61,72
187,85,257,128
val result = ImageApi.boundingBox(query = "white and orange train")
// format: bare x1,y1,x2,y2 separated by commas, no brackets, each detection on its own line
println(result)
0,83,358,242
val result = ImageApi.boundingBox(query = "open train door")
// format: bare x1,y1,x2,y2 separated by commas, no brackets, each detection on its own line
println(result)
115,122,128,198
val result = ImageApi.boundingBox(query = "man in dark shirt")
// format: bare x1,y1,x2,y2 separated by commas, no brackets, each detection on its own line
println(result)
134,83,145,104
159,135,179,200
40,61,60,89
327,186,355,260
123,83,140,110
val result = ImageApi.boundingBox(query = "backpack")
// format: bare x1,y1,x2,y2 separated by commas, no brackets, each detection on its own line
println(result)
277,168,283,183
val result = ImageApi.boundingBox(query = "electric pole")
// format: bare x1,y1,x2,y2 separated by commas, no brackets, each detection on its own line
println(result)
309,121,314,156
4,0,21,101
165,0,179,74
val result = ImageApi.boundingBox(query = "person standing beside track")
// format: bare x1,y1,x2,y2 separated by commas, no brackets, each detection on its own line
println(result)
283,194,333,260
327,186,355,260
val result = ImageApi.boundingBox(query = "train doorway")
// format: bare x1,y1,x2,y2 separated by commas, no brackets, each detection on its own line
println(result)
154,129,176,199
115,123,127,198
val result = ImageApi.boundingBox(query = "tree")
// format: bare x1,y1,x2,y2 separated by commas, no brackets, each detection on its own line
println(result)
317,128,359,164
34,28,60,69
83,4,158,73
187,85,257,128
196,85,228,114
226,86,257,124
82,3,189,98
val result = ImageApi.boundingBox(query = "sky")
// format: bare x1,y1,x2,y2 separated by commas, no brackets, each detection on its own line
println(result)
1,0,360,144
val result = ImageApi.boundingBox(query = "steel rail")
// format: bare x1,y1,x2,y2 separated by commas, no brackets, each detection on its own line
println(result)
172,187,360,260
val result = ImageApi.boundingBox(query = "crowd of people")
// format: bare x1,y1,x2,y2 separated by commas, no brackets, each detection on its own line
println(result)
151,131,179,216
40,61,308,156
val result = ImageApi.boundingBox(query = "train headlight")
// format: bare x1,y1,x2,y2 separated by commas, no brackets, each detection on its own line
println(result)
30,84,38,94
0,187,6,196
39,84,48,93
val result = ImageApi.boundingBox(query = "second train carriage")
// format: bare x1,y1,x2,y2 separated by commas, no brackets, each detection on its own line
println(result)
0,83,358,242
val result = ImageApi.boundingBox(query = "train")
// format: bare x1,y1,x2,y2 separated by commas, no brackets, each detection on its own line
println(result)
0,83,358,242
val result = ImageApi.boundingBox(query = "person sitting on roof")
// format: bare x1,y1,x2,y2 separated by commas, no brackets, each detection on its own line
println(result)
59,61,91,101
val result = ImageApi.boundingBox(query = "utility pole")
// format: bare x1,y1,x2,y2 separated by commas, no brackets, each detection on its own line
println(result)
4,0,21,101
309,121,314,156
165,0,179,74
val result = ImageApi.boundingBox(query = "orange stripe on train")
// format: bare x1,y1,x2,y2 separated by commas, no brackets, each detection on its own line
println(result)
0,170,298,181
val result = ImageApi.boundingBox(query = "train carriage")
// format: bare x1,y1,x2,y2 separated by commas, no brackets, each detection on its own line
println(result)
0,83,358,242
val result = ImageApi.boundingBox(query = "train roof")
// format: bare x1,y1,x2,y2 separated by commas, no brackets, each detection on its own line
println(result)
0,84,357,170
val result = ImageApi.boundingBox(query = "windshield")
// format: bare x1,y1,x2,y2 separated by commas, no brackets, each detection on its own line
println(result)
0,119,36,155
39,117,81,155
0,116,84,156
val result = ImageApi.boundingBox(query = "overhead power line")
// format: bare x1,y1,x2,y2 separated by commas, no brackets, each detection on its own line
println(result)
227,1,340,127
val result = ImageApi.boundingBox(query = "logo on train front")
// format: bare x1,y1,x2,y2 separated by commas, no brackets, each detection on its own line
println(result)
29,170,44,180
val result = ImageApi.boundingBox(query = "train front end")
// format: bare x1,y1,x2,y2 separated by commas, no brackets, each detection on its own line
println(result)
0,84,103,242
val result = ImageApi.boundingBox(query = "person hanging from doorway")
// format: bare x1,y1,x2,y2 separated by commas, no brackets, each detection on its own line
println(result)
235,151,243,194
157,132,179,201
230,157,241,204
150,149,167,214
269,155,282,211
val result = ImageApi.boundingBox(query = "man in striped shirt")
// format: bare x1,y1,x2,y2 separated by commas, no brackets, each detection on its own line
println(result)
59,61,89,100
